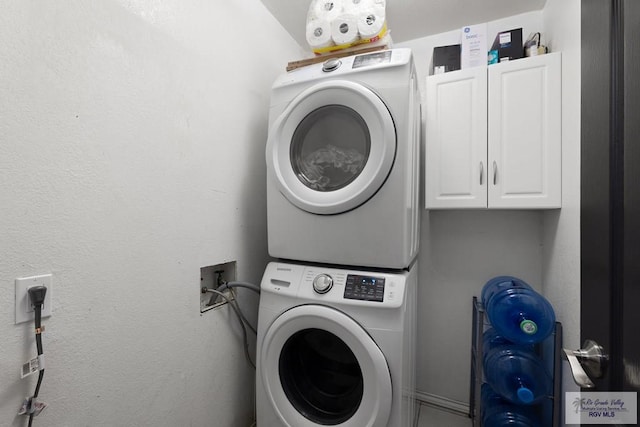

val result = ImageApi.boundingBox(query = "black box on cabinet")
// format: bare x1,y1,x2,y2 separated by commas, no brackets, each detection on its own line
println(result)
432,44,461,74
490,28,523,62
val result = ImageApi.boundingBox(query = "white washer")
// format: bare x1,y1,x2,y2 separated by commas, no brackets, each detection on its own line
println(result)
256,261,417,427
266,48,421,270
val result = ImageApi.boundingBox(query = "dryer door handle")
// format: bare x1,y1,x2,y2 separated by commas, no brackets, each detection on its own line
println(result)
270,279,291,287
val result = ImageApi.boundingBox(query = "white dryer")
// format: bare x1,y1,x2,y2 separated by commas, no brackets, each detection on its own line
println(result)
265,48,420,270
256,261,417,427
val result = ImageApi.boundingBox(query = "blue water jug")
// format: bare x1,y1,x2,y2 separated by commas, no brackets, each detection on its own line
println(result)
483,327,514,351
481,383,539,427
483,345,552,405
483,327,534,353
481,276,556,344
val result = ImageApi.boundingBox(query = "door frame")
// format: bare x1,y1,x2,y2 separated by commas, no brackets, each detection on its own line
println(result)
581,0,640,394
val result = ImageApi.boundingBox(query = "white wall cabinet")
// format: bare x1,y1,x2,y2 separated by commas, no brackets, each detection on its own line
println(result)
425,52,562,209
425,66,488,208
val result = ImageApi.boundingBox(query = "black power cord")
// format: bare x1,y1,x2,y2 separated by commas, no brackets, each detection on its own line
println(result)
27,286,47,427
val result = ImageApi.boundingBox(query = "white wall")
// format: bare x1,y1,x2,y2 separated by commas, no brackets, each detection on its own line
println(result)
542,0,582,422
399,9,580,406
542,0,581,356
0,1,302,426
399,12,545,405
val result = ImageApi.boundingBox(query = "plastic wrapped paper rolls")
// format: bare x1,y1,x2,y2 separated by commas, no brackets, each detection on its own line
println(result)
331,14,359,45
342,0,373,13
306,19,334,49
305,0,388,55
343,0,386,14
309,0,344,21
357,9,386,38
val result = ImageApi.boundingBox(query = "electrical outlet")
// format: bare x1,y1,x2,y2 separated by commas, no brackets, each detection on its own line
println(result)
200,261,237,313
15,274,52,324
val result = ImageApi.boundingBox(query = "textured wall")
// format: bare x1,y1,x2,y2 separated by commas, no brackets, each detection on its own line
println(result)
0,1,301,425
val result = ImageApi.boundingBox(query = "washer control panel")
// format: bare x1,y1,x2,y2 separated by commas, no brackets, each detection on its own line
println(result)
262,262,407,308
344,274,385,302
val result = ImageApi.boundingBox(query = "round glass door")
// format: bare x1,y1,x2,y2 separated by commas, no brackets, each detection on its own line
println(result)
266,80,396,215
290,105,370,192
279,328,363,424
260,305,392,427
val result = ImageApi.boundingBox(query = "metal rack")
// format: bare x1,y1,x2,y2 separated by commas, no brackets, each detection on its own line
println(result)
469,297,562,426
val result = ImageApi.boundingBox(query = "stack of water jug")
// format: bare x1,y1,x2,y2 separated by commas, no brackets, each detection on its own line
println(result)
480,276,556,427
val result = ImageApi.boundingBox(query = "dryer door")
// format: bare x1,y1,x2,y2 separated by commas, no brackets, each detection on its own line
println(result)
260,305,392,427
266,80,396,215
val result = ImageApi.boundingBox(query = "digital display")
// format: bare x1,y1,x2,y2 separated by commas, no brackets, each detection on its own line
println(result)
344,274,385,302
352,50,392,69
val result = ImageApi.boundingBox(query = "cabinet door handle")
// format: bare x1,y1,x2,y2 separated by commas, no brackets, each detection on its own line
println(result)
492,161,498,185
479,162,484,185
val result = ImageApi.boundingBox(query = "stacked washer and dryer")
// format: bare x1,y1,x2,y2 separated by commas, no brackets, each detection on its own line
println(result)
257,48,421,427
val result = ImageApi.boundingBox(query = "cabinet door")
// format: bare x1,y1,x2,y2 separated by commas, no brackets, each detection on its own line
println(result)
425,67,487,209
488,52,562,208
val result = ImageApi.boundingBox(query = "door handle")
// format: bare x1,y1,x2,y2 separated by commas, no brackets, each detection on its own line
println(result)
492,161,497,185
479,162,484,185
563,340,609,388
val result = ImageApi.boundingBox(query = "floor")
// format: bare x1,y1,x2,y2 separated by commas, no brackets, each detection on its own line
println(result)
416,403,471,427
250,403,471,427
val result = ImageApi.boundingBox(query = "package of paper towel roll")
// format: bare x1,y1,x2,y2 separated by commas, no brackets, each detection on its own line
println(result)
306,0,390,55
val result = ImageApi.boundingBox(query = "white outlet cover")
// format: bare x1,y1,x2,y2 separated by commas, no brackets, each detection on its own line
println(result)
15,274,52,324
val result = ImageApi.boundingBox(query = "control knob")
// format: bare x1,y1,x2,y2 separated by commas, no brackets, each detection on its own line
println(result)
313,274,333,294
322,58,341,72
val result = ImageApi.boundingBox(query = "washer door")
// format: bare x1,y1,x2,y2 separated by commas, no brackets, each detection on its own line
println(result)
266,80,396,215
261,305,392,427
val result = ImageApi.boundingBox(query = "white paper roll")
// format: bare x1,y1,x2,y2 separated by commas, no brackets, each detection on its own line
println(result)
357,9,386,38
342,0,373,13
343,0,387,17
306,19,334,49
308,0,344,22
331,14,360,45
